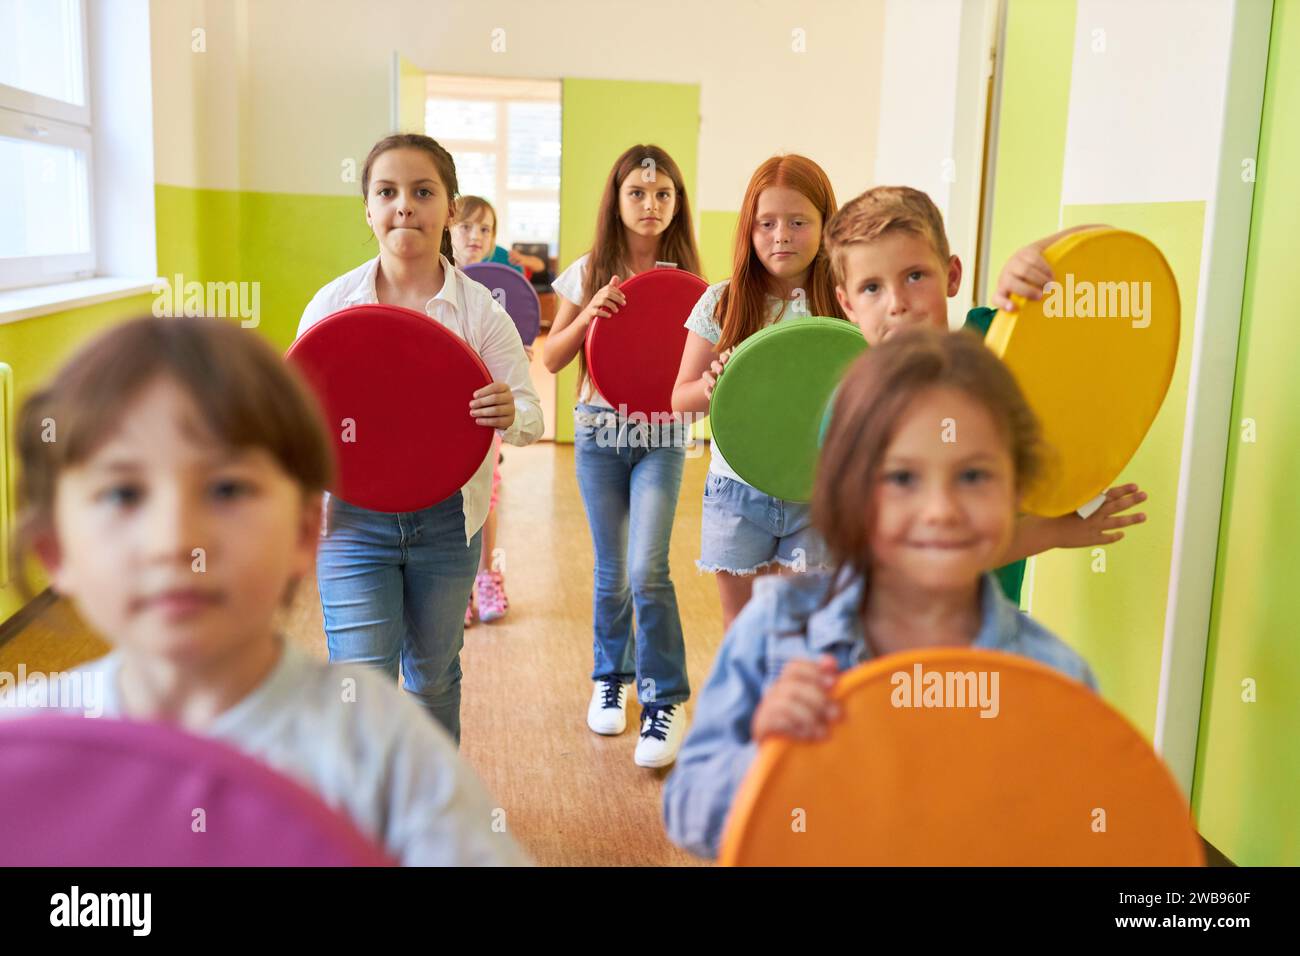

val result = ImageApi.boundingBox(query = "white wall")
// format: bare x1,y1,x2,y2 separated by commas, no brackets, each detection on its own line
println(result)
90,0,157,279
150,0,887,211
874,0,964,210
873,0,998,324
149,0,244,194
1061,0,1232,206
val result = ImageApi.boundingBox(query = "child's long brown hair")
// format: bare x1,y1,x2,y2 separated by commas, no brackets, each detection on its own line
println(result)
812,328,1048,607
12,316,335,601
361,133,459,262
715,155,843,353
577,144,701,393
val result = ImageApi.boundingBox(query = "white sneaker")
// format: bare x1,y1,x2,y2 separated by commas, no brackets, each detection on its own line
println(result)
634,704,685,768
587,678,628,735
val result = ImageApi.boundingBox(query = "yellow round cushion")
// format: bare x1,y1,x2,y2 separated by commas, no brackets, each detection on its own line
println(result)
984,228,1180,516
719,647,1204,866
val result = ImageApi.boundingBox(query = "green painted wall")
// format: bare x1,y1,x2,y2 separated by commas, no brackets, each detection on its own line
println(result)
1194,0,1300,867
0,293,156,623
698,210,739,285
982,0,1077,307
0,183,370,626
155,184,371,351
555,78,701,443
987,0,1298,864
1029,201,1205,741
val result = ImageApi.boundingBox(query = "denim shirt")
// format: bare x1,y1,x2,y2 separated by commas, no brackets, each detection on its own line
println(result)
662,570,1099,860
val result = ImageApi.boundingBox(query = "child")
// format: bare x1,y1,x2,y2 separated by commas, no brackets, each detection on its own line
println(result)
450,195,532,628
297,134,544,745
671,154,846,632
662,328,1098,860
451,195,547,277
542,144,701,768
822,185,1149,600
4,316,530,865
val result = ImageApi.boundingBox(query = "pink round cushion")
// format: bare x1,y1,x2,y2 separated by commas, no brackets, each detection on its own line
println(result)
0,716,395,866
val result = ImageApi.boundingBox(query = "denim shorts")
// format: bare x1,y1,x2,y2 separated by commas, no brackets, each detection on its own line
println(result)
697,472,830,575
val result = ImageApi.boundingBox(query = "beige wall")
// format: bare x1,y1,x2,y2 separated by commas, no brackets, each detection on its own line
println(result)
150,0,886,210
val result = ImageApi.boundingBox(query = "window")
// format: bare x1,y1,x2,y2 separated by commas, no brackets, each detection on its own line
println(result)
425,75,561,258
0,0,95,291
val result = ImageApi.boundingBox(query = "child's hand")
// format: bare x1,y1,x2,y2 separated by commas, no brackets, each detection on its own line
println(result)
1052,483,1148,548
508,250,546,273
993,241,1055,312
470,381,516,430
751,655,841,743
701,347,734,401
581,276,627,325
993,225,1109,311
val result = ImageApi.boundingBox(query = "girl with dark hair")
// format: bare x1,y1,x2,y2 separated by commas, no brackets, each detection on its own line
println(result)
297,134,543,746
542,144,702,768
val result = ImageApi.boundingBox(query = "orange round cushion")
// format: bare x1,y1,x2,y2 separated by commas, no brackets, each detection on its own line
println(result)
720,648,1204,866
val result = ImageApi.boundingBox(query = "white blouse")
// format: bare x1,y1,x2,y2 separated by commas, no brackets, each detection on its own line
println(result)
297,254,544,543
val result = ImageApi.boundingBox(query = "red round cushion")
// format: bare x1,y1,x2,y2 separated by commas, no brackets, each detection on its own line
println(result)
287,304,494,512
584,268,708,418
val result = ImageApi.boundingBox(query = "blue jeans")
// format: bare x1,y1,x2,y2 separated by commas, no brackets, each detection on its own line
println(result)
697,472,830,575
573,405,690,708
316,491,481,745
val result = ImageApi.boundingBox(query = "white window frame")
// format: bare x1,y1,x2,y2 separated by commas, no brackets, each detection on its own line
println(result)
0,0,96,292
425,75,561,255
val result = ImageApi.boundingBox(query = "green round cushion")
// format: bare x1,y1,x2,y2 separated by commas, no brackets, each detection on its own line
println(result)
709,316,867,502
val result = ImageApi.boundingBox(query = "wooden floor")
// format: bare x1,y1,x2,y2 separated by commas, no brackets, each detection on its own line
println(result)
0,439,723,867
